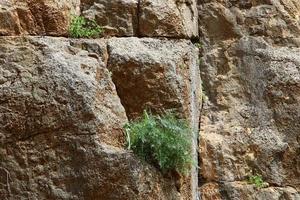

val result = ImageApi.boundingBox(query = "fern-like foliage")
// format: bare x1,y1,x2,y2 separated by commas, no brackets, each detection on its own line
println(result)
124,111,193,175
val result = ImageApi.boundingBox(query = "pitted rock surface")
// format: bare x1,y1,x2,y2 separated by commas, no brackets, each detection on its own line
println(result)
0,37,181,200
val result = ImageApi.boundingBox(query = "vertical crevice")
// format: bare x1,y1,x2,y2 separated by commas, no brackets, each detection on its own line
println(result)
105,42,131,121
136,0,141,37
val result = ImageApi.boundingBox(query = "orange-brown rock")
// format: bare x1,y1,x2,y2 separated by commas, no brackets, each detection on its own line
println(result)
0,36,181,199
0,0,80,36
200,183,222,200
198,0,300,198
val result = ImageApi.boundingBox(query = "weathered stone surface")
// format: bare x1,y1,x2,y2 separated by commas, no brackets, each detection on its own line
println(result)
198,0,300,46
200,182,300,200
140,0,198,38
0,36,180,199
81,0,138,37
0,0,80,36
107,37,201,199
0,135,181,200
198,0,300,198
199,183,222,200
223,182,300,200
107,37,200,120
199,36,300,196
81,0,199,38
0,36,126,147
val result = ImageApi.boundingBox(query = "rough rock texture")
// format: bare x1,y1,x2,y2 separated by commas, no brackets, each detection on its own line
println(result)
107,37,200,121
81,0,138,36
0,0,80,36
198,0,300,45
107,37,201,200
200,182,300,200
1,0,199,38
139,0,198,38
198,0,300,199
0,37,181,199
1,0,299,199
81,0,198,38
223,182,300,200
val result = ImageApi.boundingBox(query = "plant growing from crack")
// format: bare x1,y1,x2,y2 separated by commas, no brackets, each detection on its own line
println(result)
69,15,103,38
124,110,193,175
248,174,268,188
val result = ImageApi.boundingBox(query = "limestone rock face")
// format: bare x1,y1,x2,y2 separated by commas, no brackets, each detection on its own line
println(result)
107,37,201,200
139,0,198,38
0,0,199,38
107,37,200,121
200,36,300,191
81,0,198,38
0,0,80,36
0,37,180,199
1,0,299,199
198,0,300,45
81,0,138,36
198,0,300,198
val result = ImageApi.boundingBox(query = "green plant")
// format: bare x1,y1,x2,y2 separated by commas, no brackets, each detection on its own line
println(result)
248,174,265,188
69,16,103,38
124,111,193,175
195,42,202,49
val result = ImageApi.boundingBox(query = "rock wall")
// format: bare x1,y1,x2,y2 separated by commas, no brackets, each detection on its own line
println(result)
0,0,300,199
0,0,201,200
198,0,300,199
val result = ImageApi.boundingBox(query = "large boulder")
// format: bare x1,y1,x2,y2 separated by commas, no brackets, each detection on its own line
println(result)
0,36,180,199
0,0,80,36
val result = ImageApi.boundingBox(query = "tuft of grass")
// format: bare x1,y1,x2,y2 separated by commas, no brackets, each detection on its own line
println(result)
69,16,103,38
248,174,267,188
124,111,193,175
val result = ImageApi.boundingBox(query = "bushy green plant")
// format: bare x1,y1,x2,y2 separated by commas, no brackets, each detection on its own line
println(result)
248,174,265,188
124,111,193,175
69,16,102,38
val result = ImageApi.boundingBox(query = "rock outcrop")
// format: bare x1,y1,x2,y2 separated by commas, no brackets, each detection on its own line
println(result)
1,0,201,199
198,0,300,199
0,36,186,200
1,0,300,199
